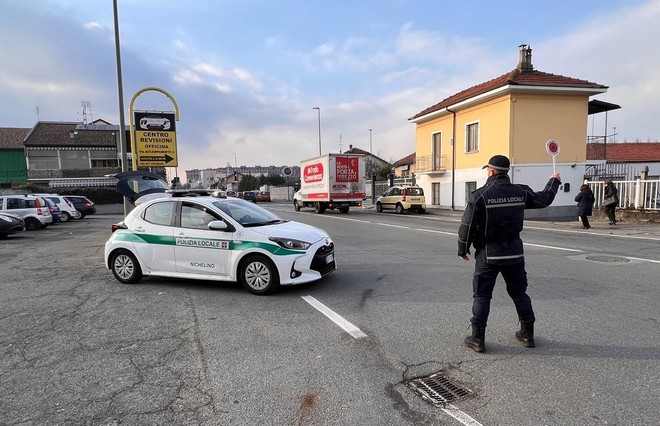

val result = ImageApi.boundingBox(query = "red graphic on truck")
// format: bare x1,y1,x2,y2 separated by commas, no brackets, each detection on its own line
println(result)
335,157,359,183
303,163,324,183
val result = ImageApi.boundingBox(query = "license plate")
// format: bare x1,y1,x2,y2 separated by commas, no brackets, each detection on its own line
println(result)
325,254,334,264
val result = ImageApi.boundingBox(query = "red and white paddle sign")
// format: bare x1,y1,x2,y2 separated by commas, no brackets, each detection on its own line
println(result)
546,139,560,172
546,139,560,156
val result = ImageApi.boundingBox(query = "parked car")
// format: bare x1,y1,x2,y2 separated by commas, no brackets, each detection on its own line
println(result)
34,194,81,222
64,195,97,218
104,172,336,295
256,191,271,202
0,195,53,230
376,186,426,214
226,191,237,197
242,191,257,203
0,212,25,238
44,198,61,223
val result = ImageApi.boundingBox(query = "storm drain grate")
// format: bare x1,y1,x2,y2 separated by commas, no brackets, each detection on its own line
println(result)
405,372,472,406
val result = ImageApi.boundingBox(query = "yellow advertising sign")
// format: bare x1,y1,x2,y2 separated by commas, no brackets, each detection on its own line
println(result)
134,111,178,167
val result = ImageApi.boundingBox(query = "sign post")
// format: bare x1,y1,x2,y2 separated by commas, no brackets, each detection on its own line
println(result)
128,87,180,171
282,166,293,201
546,139,560,173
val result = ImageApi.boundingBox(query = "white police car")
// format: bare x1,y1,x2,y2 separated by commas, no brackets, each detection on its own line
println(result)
104,172,335,295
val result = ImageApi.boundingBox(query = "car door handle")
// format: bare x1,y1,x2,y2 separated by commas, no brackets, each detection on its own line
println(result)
134,226,145,232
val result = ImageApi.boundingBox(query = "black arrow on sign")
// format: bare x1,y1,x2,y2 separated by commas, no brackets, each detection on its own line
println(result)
140,154,174,163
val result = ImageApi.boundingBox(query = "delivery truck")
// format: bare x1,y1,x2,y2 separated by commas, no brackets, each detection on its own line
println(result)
293,153,366,214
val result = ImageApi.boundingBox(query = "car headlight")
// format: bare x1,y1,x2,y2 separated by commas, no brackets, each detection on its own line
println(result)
0,215,13,223
269,237,311,250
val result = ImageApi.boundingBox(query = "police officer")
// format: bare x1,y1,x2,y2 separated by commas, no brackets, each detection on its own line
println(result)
458,155,561,353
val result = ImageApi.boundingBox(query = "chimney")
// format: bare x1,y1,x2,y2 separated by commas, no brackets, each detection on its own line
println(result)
517,44,533,72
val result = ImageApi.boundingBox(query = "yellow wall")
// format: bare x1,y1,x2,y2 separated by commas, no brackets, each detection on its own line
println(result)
414,92,590,171
453,96,511,170
510,94,588,164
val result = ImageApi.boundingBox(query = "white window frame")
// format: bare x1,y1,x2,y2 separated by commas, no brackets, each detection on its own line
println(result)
432,131,442,171
465,121,479,153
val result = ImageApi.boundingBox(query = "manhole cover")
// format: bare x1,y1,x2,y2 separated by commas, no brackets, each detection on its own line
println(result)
405,372,472,406
585,255,630,263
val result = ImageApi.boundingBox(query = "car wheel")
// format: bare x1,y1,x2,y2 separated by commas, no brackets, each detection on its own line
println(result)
78,211,86,219
418,208,426,214
376,202,383,213
294,200,301,211
395,203,405,214
24,217,41,231
60,212,71,222
240,255,279,295
111,250,143,284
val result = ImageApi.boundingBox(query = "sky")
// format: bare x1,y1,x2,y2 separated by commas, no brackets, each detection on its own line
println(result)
1,0,659,182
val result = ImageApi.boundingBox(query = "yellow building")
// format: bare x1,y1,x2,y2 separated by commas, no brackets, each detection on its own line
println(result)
409,45,610,218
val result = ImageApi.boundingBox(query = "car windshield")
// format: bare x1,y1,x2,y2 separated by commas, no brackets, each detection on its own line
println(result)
212,199,285,227
406,188,423,195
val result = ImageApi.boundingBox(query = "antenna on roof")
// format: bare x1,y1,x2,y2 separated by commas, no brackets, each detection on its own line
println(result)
80,101,94,125
35,106,40,121
338,134,342,153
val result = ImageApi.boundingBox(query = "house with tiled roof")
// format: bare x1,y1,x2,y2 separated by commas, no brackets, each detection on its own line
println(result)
409,44,613,218
343,144,391,177
23,120,124,186
0,127,31,188
586,141,660,180
392,152,416,178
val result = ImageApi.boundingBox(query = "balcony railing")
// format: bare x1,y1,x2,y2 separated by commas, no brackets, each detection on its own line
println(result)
415,154,446,173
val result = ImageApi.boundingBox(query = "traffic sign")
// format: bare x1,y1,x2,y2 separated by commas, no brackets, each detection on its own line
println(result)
546,139,560,156
134,111,178,167
546,139,560,173
282,166,293,176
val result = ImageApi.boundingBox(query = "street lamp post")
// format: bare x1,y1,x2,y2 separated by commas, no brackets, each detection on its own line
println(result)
369,128,372,154
313,107,321,155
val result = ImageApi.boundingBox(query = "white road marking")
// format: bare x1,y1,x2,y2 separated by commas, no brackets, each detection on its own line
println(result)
441,404,483,426
523,243,583,252
302,296,367,339
271,206,659,262
625,256,660,264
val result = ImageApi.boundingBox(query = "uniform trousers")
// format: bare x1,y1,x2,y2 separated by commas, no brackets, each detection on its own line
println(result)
470,250,535,327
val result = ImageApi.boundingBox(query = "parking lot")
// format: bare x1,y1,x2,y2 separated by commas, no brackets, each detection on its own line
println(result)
1,205,659,425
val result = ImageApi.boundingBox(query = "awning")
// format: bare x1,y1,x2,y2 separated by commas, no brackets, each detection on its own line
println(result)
588,99,621,115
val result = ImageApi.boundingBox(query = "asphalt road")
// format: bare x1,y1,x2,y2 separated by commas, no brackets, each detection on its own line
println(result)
0,205,658,425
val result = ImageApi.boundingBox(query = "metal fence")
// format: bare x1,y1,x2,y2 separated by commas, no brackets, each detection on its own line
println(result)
588,179,660,210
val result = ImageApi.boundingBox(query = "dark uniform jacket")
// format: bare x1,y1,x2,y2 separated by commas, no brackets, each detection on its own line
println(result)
458,174,561,264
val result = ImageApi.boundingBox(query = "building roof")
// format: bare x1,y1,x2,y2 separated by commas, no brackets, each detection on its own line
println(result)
0,127,30,149
344,145,390,165
409,45,608,122
24,121,117,147
392,152,415,167
587,142,660,162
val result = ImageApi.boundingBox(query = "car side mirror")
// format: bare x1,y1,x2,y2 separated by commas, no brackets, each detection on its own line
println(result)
208,220,234,232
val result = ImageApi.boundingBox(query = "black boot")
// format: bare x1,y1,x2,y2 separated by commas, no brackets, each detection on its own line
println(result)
515,322,535,347
464,325,486,353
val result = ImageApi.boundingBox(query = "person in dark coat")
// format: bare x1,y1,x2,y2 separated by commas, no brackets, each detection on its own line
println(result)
603,179,619,225
574,184,595,229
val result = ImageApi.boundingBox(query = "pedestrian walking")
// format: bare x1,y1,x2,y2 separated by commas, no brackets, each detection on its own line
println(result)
574,184,595,229
458,155,561,353
603,179,619,225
